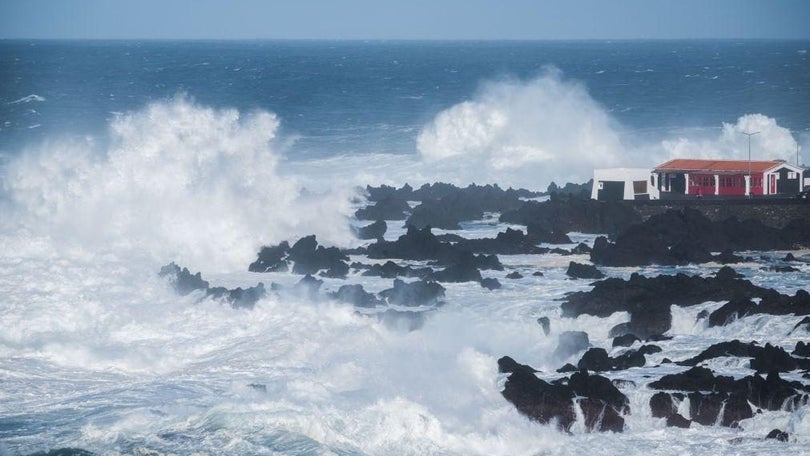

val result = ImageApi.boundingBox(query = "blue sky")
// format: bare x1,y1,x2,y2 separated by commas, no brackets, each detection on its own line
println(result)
1,0,809,40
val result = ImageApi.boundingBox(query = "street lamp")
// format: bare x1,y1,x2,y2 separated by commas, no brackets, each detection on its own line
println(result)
741,130,760,197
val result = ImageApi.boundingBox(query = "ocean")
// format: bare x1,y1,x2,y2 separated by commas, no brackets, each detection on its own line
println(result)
0,40,809,455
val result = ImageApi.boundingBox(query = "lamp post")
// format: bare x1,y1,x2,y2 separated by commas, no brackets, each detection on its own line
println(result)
741,130,760,197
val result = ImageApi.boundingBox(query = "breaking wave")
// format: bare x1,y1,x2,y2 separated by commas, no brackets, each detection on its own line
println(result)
0,95,354,272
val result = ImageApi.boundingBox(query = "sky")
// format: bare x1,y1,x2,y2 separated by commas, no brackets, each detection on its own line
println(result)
1,0,809,40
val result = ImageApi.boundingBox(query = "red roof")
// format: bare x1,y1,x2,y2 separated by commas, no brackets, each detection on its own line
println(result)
655,159,782,174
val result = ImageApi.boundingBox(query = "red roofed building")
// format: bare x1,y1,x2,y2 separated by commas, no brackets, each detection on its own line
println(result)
653,159,804,197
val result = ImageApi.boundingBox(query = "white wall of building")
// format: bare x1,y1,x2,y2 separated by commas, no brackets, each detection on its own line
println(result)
591,168,660,200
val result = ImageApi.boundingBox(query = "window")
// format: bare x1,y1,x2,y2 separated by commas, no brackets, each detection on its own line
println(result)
598,182,604,190
633,181,647,194
788,172,797,179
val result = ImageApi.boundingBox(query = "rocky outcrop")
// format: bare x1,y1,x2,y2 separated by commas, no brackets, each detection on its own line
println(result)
378,279,445,307
565,261,605,280
249,236,349,278
356,220,387,240
499,357,627,432
708,290,810,327
160,263,266,309
355,195,410,221
561,271,767,339
649,368,810,428
676,340,810,372
576,347,647,372
248,241,290,272
330,284,383,308
405,184,526,230
590,208,810,267
500,198,640,237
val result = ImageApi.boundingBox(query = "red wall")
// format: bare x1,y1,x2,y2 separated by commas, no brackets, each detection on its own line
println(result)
689,173,763,196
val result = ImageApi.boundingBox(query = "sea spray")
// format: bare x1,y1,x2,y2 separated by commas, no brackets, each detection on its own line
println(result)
1,95,355,272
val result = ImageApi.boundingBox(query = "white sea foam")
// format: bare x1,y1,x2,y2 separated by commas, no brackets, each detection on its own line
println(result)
1,95,354,272
7,94,46,104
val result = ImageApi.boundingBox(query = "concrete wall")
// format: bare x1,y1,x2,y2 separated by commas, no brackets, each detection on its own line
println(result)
630,199,810,228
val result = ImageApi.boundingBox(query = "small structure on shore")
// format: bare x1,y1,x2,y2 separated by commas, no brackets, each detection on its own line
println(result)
654,159,804,197
591,168,660,201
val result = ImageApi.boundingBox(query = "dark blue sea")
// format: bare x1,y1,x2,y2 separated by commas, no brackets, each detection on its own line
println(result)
0,40,809,456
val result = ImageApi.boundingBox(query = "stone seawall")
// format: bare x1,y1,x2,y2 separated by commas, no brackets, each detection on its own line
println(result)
630,199,810,229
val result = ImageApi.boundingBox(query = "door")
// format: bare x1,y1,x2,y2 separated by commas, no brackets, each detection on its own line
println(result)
597,181,625,201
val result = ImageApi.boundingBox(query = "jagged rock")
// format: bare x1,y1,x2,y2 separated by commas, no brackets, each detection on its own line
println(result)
783,253,797,262
766,429,789,442
459,228,548,255
499,358,627,432
355,195,410,221
561,271,767,339
330,284,383,308
160,263,209,295
498,355,538,375
160,263,266,309
577,347,646,372
500,198,640,237
537,316,550,336
612,334,640,347
566,261,605,280
433,261,482,283
480,277,501,290
557,363,578,373
506,271,524,279
208,283,266,309
676,340,809,373
532,271,545,276
666,414,691,428
794,341,810,357
762,265,800,273
360,261,433,280
715,265,745,280
571,242,592,255
248,241,290,272
295,274,323,299
590,209,810,267
288,235,350,276
406,184,525,230
378,279,445,307
553,331,591,361
526,223,572,244
356,220,387,240
650,368,810,427
650,392,678,418
638,344,662,356
708,290,810,327
714,249,746,264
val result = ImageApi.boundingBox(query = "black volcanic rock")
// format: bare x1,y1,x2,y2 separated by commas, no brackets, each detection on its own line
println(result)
565,261,605,280
295,274,323,299
577,347,646,372
666,413,692,428
794,341,810,357
500,198,640,237
355,195,410,221
405,184,525,230
675,340,810,373
480,277,502,290
458,228,548,255
378,279,445,307
506,271,524,279
589,208,810,267
356,220,387,240
160,262,209,295
330,284,383,308
499,358,627,432
649,368,810,428
161,263,266,309
359,261,433,280
561,271,767,338
288,235,349,276
433,261,483,283
708,289,810,327
248,241,290,272
526,223,572,244
612,334,640,347
766,429,789,442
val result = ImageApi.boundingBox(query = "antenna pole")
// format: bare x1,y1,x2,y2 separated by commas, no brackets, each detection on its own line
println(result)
741,130,760,197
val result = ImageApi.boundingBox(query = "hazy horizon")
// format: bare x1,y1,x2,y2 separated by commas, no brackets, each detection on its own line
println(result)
2,0,809,41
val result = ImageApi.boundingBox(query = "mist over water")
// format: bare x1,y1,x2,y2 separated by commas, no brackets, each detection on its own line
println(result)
1,40,809,455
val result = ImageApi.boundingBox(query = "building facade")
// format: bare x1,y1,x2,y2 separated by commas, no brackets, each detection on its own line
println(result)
653,159,804,197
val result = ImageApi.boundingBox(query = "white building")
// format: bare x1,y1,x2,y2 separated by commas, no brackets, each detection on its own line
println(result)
591,168,660,201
